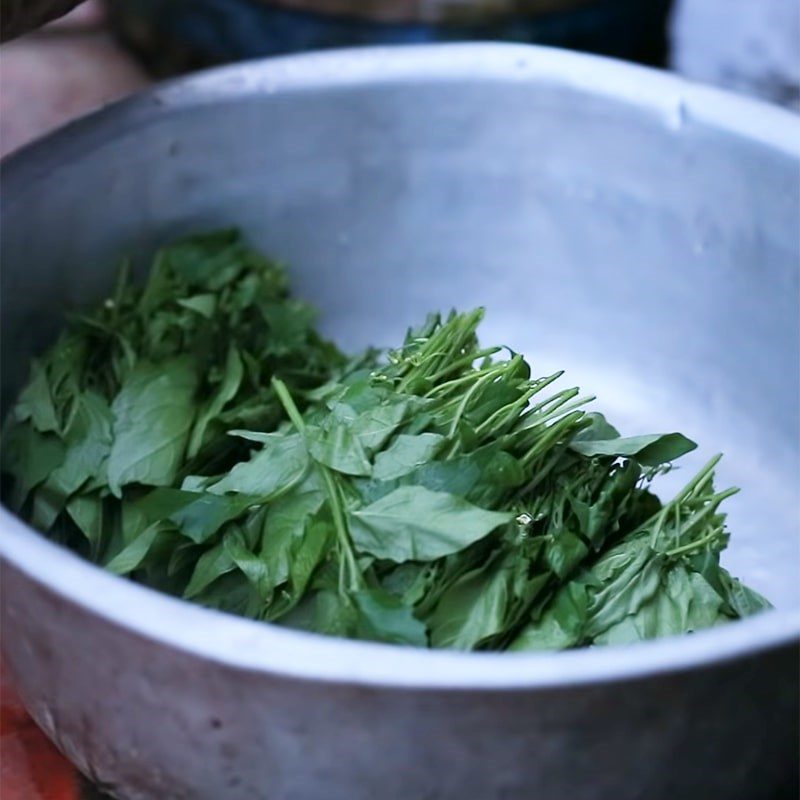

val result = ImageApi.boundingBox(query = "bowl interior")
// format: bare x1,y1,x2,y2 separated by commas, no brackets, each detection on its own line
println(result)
1,45,798,610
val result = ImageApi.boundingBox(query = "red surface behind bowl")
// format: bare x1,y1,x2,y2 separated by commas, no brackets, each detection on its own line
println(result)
1,663,80,800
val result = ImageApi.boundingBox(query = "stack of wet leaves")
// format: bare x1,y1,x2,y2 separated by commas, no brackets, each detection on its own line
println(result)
1,231,770,650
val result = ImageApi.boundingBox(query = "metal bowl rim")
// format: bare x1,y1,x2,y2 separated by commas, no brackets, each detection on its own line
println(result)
2,43,799,689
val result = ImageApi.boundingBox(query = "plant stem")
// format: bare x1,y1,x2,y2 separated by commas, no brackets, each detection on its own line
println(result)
273,376,361,591
272,377,307,432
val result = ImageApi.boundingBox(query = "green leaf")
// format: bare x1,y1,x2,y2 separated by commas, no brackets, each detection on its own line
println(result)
227,430,274,444
685,571,728,629
419,447,524,507
463,380,523,429
380,562,435,606
173,493,256,544
356,444,523,508
207,432,308,497
266,515,333,620
154,228,248,291
191,572,254,616
263,475,325,587
544,528,590,579
567,459,642,549
107,358,199,495
349,485,512,563
133,487,258,544
500,569,550,640
223,527,272,600
372,433,446,481
13,360,60,433
427,556,511,649
291,590,358,638
260,300,318,355
177,293,216,318
353,589,428,646
105,521,168,575
184,541,236,598
592,564,728,645
288,517,332,598
571,412,620,442
66,493,105,557
570,432,697,466
47,391,114,498
25,392,115,531
29,484,67,532
583,538,665,638
1,421,65,509
122,500,150,544
594,569,686,644
187,346,243,458
717,568,772,618
509,582,588,651
331,390,413,453
180,474,216,492
306,423,372,477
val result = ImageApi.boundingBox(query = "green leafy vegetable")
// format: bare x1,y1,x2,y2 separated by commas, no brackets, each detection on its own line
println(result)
372,433,446,481
0,230,771,652
106,521,171,576
570,429,697,466
350,486,512,563
353,589,428,646
205,432,308,498
107,358,199,495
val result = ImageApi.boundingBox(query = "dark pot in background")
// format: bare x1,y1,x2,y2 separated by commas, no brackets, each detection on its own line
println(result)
109,0,672,76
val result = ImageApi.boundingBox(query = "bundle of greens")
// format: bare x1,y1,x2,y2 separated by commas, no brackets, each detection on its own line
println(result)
1,230,770,649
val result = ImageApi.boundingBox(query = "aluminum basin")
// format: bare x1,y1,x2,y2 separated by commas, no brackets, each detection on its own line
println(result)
1,44,798,800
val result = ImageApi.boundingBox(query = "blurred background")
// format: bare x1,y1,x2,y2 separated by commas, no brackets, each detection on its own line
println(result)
1,0,798,158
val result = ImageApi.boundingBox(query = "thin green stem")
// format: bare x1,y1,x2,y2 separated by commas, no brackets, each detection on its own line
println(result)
446,369,498,440
272,377,307,432
665,526,724,558
519,411,588,470
524,387,581,419
674,455,723,504
520,394,595,429
422,346,503,387
514,443,570,498
474,386,539,438
424,359,507,399
320,468,362,592
273,376,361,592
